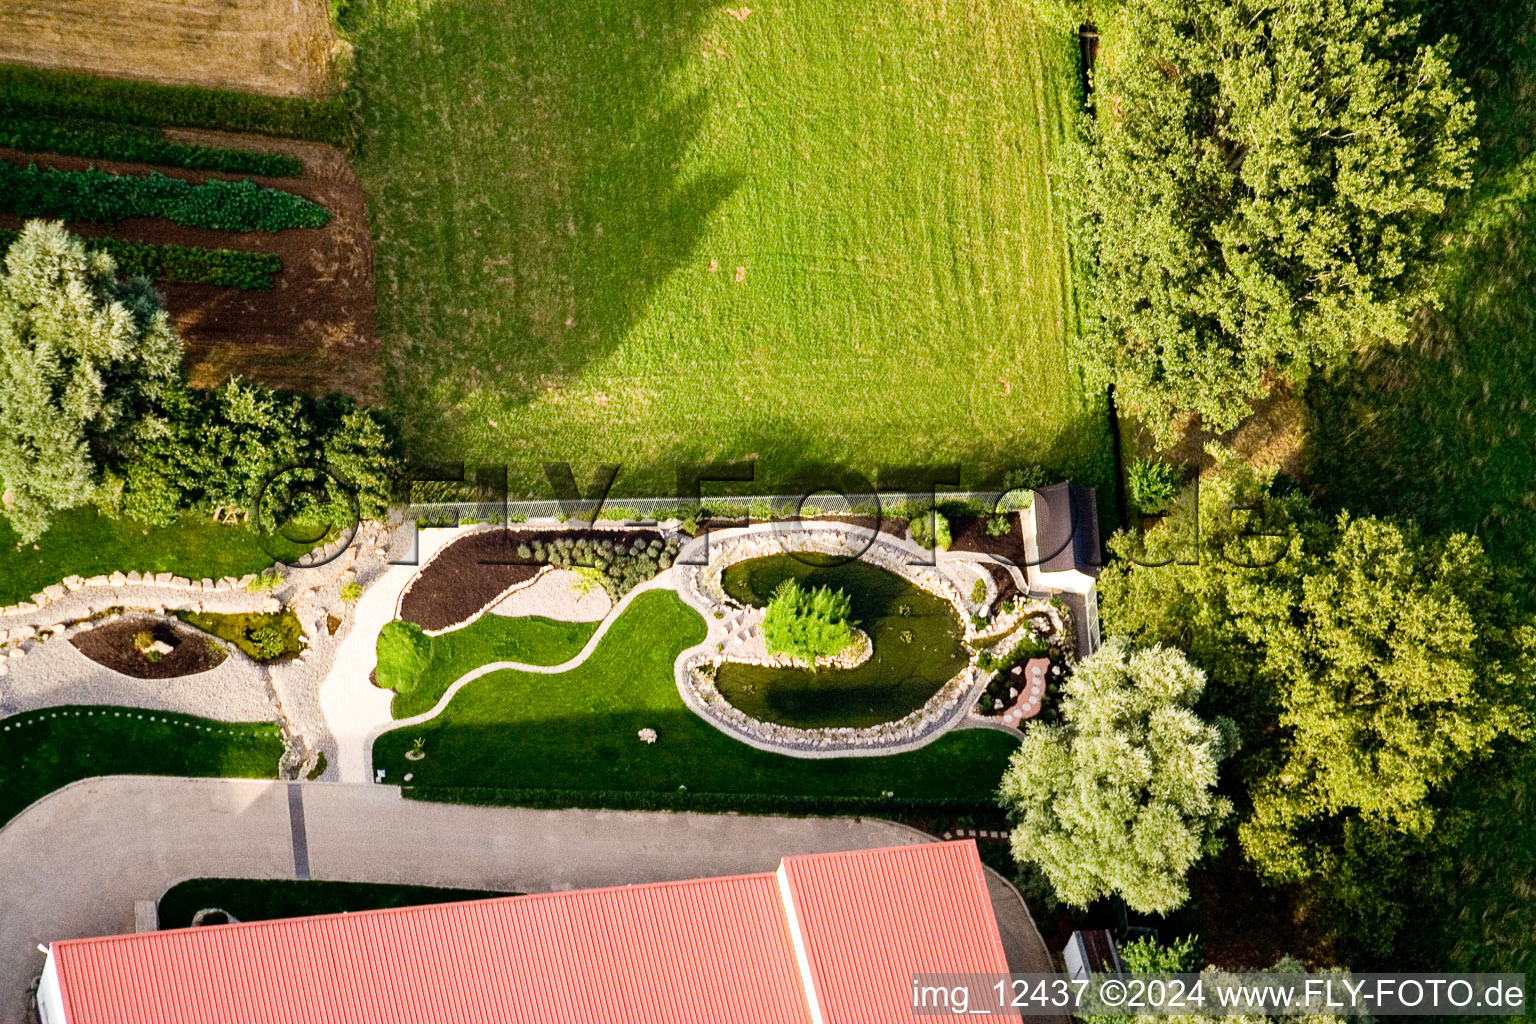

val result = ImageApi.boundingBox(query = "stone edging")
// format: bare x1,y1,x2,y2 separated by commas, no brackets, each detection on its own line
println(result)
670,524,995,758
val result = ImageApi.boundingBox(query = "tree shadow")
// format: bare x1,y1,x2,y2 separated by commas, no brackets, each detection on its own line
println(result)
1301,0,1536,567
354,0,738,426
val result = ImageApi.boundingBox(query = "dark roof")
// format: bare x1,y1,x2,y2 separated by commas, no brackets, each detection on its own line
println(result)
1035,482,1103,577
1079,930,1125,974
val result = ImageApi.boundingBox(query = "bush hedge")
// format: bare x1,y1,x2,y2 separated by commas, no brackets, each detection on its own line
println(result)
0,65,357,147
402,784,1002,820
0,227,280,289
0,162,328,231
0,116,303,177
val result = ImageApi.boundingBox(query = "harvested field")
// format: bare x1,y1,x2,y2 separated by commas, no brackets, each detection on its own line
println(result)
0,132,378,401
71,615,229,679
398,528,668,631
0,0,341,98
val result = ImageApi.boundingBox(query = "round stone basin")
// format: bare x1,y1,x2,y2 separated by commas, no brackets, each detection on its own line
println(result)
714,553,969,729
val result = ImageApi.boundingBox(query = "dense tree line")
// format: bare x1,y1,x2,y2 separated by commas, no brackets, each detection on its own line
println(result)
1071,0,1477,432
0,220,396,542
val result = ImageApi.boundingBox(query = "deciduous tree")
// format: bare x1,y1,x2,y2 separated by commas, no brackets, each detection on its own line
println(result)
0,220,179,539
1000,639,1237,913
1075,0,1477,432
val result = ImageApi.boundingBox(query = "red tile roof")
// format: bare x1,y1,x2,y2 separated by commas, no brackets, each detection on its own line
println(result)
48,841,1006,1024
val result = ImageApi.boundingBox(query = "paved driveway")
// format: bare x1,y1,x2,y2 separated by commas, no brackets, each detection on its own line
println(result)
0,778,1057,1024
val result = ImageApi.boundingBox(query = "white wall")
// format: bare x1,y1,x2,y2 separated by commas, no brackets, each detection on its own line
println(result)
36,953,66,1024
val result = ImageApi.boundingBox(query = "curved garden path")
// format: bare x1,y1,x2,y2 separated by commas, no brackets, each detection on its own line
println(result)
344,519,1037,779
0,776,1060,1024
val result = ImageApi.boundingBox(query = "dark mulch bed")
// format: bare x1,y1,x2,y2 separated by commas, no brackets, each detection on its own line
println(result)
398,527,666,631
949,513,1027,563
985,563,1021,607
70,615,228,679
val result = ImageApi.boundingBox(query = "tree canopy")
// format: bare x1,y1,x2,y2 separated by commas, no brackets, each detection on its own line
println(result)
1075,0,1477,432
0,220,180,539
1000,639,1237,913
1097,467,1536,883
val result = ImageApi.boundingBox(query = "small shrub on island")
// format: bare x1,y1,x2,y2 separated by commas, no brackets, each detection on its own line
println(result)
376,620,433,694
762,580,856,667
340,581,364,602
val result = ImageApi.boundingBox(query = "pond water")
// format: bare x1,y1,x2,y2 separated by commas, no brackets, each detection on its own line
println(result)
715,554,969,729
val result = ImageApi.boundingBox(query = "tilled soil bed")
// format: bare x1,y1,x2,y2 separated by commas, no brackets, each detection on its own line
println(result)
0,135,378,401
398,528,668,631
71,615,229,679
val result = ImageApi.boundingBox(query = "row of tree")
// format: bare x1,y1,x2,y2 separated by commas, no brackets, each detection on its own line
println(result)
0,220,396,542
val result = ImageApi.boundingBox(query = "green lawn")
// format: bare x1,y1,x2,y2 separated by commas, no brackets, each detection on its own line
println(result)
375,589,1017,806
352,0,1107,495
0,508,278,607
391,613,600,718
158,878,512,928
0,706,282,827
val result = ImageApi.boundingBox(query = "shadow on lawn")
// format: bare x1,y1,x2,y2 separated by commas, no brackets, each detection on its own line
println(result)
354,0,739,416
1302,0,1536,568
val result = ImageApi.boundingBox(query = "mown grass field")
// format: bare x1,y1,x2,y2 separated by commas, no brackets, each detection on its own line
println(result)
352,0,1104,496
390,613,599,719
374,590,1019,804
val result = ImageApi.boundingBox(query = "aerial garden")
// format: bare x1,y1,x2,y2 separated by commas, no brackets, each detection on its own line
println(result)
0,0,1531,985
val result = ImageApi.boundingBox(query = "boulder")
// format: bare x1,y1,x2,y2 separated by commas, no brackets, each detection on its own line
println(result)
126,571,142,584
109,572,126,587
43,584,66,601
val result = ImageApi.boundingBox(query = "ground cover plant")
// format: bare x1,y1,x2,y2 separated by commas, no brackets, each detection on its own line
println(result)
0,706,281,827
0,228,280,289
351,0,1109,494
0,116,303,177
177,609,306,662
374,590,1017,806
388,613,599,719
715,554,970,729
0,163,328,231
157,878,513,929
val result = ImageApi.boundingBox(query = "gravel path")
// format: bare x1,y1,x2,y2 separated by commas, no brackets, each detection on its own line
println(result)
488,568,611,622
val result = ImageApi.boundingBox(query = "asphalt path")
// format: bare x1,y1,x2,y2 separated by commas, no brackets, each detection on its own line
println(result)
0,778,1057,1023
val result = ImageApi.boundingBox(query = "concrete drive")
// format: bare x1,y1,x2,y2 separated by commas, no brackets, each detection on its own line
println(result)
1,778,1057,1024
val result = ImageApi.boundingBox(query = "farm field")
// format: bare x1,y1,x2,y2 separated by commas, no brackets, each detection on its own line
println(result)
0,0,341,98
352,0,1105,496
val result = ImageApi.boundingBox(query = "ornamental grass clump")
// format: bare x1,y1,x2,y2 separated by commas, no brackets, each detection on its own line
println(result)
762,580,855,667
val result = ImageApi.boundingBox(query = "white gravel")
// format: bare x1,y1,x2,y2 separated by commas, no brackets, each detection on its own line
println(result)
488,568,612,622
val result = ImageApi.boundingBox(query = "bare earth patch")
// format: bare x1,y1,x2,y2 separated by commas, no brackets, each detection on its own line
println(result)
0,0,342,98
